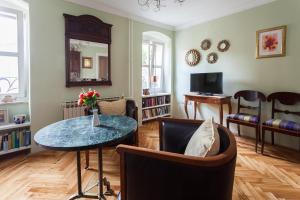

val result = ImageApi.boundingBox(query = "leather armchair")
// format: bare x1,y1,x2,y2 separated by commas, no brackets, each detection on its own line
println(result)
117,118,237,200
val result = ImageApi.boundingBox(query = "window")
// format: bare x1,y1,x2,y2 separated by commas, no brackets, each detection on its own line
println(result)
0,7,25,97
142,41,164,92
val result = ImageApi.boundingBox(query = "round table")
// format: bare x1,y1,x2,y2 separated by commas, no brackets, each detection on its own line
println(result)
34,115,137,200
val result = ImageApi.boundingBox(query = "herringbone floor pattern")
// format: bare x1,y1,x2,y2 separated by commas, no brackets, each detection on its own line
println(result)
0,122,299,200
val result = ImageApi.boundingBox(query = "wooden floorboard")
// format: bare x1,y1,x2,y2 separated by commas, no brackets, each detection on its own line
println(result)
0,121,299,200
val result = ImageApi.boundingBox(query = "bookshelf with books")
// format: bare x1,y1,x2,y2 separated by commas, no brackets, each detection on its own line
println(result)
142,93,171,122
0,122,31,156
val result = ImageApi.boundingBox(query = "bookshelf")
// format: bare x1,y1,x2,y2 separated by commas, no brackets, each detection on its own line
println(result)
142,93,171,122
0,122,31,156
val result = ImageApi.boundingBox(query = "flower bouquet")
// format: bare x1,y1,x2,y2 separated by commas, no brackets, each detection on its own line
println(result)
78,89,101,127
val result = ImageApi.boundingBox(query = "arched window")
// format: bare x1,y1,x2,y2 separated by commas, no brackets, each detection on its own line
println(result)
142,31,171,94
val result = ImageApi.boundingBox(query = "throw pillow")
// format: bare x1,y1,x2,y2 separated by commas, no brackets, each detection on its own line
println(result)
98,98,126,116
184,118,220,157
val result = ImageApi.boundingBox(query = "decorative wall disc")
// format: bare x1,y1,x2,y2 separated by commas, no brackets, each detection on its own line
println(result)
218,40,230,52
207,52,218,64
201,39,211,50
185,49,201,66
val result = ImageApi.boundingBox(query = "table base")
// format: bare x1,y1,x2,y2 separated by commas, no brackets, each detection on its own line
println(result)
69,148,114,200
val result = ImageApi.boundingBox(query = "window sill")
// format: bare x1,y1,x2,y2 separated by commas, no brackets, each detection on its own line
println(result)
0,101,28,106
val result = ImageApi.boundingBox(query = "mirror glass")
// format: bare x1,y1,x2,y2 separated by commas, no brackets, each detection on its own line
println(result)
69,39,109,82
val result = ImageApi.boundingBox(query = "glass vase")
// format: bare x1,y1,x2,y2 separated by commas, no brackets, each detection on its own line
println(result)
92,109,100,127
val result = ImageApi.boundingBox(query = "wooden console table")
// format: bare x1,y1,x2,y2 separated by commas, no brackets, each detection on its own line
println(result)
184,94,232,124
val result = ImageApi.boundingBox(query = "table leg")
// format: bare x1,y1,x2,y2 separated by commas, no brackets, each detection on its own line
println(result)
77,151,83,196
184,98,189,119
219,104,223,125
69,150,106,200
228,102,232,114
194,101,197,120
85,150,90,169
98,147,106,200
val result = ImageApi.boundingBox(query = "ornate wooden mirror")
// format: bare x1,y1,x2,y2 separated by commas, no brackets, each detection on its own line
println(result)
64,14,112,87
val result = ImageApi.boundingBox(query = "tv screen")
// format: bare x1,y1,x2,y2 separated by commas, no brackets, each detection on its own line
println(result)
190,72,223,94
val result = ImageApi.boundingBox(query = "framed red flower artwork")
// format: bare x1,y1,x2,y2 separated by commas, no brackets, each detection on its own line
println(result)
256,26,287,59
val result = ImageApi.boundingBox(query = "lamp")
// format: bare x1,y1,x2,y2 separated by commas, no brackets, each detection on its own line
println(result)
138,0,186,11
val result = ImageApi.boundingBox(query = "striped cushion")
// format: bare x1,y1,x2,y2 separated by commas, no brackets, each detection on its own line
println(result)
264,119,300,131
227,113,259,123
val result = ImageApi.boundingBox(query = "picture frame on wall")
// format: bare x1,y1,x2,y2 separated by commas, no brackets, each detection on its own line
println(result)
0,109,9,125
256,25,287,59
82,57,93,68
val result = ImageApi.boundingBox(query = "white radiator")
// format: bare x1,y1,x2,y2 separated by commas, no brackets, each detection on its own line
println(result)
62,101,86,120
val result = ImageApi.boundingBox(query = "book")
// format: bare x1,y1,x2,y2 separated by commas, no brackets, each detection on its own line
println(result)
0,135,2,151
7,134,11,150
24,131,31,146
11,131,16,149
19,131,24,147
15,131,20,148
2,135,8,151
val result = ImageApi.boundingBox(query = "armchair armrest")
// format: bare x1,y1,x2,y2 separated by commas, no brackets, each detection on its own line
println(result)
158,118,202,154
126,99,138,121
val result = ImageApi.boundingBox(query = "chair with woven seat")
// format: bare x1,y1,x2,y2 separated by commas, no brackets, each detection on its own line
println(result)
261,92,300,154
227,90,266,152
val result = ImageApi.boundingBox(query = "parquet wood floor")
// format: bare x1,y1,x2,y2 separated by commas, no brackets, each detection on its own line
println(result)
0,122,299,200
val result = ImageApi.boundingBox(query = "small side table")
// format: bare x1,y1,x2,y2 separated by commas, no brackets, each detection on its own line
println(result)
34,115,137,200
184,94,232,124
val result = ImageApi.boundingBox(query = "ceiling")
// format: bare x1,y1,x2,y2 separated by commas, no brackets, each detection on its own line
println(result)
66,0,275,30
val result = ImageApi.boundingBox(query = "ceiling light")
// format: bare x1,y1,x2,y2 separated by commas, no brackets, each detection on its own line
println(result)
138,0,186,11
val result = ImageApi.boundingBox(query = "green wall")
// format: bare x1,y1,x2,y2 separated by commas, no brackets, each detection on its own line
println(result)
174,0,300,150
26,0,174,151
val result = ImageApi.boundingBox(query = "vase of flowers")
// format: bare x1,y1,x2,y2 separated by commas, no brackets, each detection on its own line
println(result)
78,89,100,127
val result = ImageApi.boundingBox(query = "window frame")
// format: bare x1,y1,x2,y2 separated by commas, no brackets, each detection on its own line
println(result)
142,40,165,93
0,6,26,98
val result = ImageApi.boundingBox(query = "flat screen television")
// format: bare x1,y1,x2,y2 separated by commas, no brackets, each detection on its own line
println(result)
190,72,223,95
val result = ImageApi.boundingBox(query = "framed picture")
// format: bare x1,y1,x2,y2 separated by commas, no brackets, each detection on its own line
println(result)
256,25,287,59
82,57,93,68
0,109,9,125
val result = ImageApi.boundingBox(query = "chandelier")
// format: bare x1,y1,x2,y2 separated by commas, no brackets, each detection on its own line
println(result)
138,0,186,11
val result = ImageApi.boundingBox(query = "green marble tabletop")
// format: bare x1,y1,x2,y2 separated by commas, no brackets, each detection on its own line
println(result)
34,115,137,151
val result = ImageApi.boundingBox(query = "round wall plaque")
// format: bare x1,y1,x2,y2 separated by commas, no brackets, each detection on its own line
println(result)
207,52,218,64
185,49,201,66
218,40,230,52
201,39,211,50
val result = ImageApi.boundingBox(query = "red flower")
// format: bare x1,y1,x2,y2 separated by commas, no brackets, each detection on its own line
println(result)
79,93,85,99
78,89,100,108
78,98,83,106
87,91,94,97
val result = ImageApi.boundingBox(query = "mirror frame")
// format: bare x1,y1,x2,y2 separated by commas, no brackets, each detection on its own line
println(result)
64,14,113,87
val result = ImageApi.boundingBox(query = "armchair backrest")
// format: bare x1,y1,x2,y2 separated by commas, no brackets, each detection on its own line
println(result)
234,90,266,120
159,118,230,154
267,92,300,119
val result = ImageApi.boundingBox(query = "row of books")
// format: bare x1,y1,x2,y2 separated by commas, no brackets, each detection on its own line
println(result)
0,130,31,151
142,96,170,108
142,106,170,120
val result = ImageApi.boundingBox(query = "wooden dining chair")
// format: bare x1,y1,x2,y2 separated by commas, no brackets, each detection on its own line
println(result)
227,90,266,152
261,92,300,154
